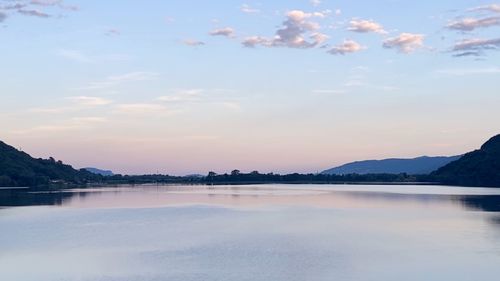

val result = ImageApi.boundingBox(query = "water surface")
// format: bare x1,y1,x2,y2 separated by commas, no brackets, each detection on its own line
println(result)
1,184,500,281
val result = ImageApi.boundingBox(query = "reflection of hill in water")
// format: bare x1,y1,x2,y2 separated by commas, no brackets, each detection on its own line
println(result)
338,191,500,212
0,190,79,207
458,195,500,212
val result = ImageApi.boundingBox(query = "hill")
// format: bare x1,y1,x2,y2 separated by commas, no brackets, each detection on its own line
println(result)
322,155,461,175
432,135,500,187
0,141,98,187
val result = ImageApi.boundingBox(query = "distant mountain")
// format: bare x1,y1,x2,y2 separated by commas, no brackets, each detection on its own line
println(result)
432,134,500,187
0,141,98,187
84,167,114,176
322,155,461,175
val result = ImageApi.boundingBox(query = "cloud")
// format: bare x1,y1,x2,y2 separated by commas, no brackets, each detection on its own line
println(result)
312,89,347,94
242,36,269,48
469,4,500,13
218,102,241,111
435,67,500,75
80,72,160,90
0,12,6,22
451,37,500,56
29,106,78,114
209,27,235,37
157,89,240,113
28,96,112,114
383,33,425,53
17,9,51,18
29,96,113,114
241,4,259,14
348,19,386,34
1,0,78,23
157,89,203,103
328,40,363,55
108,72,159,82
183,39,205,46
447,16,500,31
113,103,169,115
310,0,321,6
14,117,106,134
1,3,28,10
58,49,129,63
58,49,93,63
67,96,113,106
71,116,107,123
242,10,328,49
105,28,120,36
28,0,78,10
30,0,62,6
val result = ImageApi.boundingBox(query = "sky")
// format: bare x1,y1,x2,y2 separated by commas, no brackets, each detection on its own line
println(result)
0,0,499,175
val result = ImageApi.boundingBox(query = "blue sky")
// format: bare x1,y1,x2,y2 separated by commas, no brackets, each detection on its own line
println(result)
1,0,499,175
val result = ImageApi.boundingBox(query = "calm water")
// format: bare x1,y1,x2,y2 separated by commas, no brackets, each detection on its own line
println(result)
1,184,500,281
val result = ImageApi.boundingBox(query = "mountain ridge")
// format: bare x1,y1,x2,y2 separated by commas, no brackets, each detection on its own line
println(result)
432,134,500,187
322,155,461,175
0,141,98,187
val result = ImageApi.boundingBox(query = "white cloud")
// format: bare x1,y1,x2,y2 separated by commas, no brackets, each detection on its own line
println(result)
312,89,347,94
105,28,120,36
451,37,500,56
157,89,203,103
218,101,241,111
14,117,106,134
29,96,112,114
58,49,129,63
80,72,160,90
447,16,500,31
18,9,50,18
114,103,169,115
209,27,235,37
183,39,205,46
1,3,28,10
157,89,241,113
71,116,107,123
242,10,328,49
108,72,159,82
58,49,93,63
29,106,78,114
0,0,78,23
242,36,269,48
348,19,386,34
241,4,259,14
328,40,363,55
30,0,62,6
310,0,321,7
67,96,113,106
29,0,78,10
435,67,500,75
383,33,425,53
469,4,500,13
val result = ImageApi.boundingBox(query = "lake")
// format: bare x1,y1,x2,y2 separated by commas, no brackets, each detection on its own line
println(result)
1,184,500,281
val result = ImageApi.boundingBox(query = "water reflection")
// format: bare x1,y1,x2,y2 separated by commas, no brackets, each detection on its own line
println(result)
1,185,500,214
